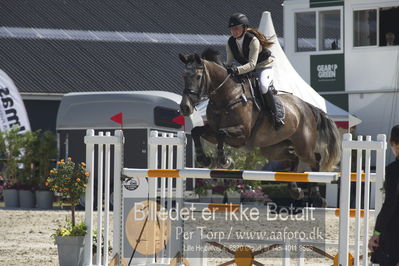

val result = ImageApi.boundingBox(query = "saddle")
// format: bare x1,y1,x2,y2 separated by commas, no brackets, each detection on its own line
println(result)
234,73,284,121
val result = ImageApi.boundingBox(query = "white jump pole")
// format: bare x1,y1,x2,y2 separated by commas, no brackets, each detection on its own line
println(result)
362,136,372,266
148,130,158,264
354,135,363,266
338,133,352,266
84,129,95,266
113,130,124,264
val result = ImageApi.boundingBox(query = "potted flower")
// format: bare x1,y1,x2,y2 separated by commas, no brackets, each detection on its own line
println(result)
18,130,40,209
47,157,89,266
226,180,245,203
92,230,113,264
35,131,57,209
0,176,4,201
194,179,213,202
242,187,270,206
0,126,25,208
211,184,225,203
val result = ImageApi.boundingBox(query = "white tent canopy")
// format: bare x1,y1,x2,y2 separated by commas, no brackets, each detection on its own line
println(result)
258,11,361,127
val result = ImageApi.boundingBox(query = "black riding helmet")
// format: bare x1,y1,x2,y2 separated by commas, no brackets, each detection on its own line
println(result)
228,13,249,28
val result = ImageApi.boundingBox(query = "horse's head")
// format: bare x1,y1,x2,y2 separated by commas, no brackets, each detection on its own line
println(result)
179,53,208,116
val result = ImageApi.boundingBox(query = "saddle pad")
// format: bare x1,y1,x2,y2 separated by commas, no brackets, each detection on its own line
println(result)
275,96,285,121
248,80,261,111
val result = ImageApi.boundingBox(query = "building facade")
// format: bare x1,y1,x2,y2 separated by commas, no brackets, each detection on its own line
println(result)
284,0,399,161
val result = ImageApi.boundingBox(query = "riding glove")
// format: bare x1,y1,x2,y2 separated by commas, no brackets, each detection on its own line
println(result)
226,66,239,76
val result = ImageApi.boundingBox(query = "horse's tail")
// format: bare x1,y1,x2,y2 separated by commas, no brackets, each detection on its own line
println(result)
308,104,342,171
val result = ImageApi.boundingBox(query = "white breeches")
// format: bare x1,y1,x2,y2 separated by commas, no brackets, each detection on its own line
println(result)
258,67,273,94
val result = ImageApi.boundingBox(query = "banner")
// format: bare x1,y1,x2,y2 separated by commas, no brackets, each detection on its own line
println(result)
310,54,347,110
0,70,31,133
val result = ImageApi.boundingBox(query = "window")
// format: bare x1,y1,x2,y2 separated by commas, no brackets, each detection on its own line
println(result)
379,6,399,46
153,107,181,129
319,10,341,50
353,6,399,47
354,9,377,47
295,9,342,53
296,12,316,52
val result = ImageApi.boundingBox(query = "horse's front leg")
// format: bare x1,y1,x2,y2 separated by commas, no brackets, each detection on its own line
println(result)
216,125,248,168
191,125,216,167
216,130,228,168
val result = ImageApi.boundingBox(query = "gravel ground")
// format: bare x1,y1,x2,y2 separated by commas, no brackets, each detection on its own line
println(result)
0,207,375,266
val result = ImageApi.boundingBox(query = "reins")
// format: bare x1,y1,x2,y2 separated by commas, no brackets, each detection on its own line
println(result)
209,70,231,96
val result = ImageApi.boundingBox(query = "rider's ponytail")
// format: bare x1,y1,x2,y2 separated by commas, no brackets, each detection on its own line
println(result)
247,28,275,49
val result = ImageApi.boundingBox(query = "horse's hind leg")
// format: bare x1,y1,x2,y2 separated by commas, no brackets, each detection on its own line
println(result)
260,143,305,201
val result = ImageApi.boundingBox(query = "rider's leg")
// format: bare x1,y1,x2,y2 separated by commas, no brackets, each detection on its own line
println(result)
259,67,284,130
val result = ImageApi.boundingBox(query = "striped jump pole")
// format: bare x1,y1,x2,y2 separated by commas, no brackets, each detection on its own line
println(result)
123,168,340,183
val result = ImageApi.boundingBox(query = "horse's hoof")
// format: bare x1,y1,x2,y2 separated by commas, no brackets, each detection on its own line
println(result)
196,155,212,168
222,157,235,169
310,196,327,208
209,158,217,169
287,183,305,200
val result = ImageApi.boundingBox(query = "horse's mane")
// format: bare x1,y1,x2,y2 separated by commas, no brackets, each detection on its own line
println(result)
201,47,223,65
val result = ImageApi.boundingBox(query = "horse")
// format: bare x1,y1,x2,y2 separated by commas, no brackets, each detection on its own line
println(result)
179,51,341,171
178,51,341,205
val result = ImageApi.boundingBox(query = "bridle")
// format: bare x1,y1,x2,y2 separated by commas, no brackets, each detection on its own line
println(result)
183,62,231,104
183,64,208,102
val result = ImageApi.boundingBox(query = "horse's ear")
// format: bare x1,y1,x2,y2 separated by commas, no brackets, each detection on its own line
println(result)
194,53,202,64
179,53,189,64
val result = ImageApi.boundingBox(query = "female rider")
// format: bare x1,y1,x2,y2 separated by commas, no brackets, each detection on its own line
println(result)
225,13,284,129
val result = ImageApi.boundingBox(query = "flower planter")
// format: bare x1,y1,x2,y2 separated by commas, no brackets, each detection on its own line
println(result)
56,235,85,266
242,199,256,205
35,190,53,209
255,200,264,206
242,199,264,206
211,194,224,203
198,189,212,203
226,190,241,203
19,190,35,208
3,189,19,208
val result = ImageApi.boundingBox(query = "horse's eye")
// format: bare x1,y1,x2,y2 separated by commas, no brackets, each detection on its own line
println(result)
196,75,201,80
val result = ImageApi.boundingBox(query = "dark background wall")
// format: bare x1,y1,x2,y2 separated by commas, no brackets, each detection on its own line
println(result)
23,100,60,132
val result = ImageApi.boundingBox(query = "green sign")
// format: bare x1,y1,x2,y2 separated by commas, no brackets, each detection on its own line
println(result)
311,54,344,92
311,53,347,110
310,0,343,8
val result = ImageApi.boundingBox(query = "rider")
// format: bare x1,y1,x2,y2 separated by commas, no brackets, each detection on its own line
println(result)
225,13,284,130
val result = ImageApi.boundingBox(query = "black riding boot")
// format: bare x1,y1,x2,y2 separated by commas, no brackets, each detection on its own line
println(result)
262,90,285,130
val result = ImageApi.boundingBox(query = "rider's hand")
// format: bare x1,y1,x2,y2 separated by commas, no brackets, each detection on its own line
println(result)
368,234,380,251
226,66,238,76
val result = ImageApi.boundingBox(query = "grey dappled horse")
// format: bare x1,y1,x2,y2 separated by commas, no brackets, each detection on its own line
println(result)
179,51,341,206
